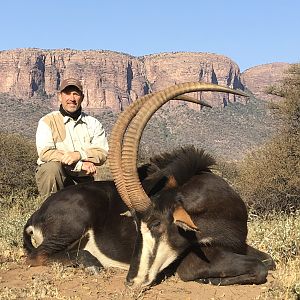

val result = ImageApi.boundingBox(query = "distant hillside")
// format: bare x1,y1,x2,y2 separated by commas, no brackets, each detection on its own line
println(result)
0,93,282,161
0,49,247,110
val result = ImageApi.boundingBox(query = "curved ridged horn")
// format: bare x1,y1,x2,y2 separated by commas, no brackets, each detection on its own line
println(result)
121,82,248,212
108,93,210,209
109,94,154,209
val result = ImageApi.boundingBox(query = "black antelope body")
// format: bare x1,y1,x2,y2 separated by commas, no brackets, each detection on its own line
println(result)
23,83,275,288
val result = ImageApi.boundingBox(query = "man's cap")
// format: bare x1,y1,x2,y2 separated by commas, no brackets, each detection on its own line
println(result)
59,78,83,92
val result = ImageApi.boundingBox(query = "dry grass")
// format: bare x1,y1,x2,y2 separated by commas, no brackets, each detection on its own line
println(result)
0,192,299,299
0,277,61,300
248,212,300,300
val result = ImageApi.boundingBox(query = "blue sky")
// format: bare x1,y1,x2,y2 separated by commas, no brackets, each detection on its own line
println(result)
1,0,299,71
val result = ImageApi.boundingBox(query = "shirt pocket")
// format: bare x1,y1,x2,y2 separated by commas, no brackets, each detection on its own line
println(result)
84,135,92,146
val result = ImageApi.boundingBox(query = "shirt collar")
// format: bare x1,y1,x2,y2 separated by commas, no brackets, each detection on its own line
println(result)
63,113,86,124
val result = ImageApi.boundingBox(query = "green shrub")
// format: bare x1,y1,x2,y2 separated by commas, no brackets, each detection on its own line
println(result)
0,132,37,197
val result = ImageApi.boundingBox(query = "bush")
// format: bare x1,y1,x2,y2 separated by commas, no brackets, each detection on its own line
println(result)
0,132,37,197
235,136,299,212
234,64,300,213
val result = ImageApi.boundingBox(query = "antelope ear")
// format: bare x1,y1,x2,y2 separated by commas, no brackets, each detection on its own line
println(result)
143,173,179,196
164,175,178,190
143,174,168,196
173,206,199,232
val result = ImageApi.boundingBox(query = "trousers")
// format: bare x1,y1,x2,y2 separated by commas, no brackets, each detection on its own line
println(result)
35,161,94,200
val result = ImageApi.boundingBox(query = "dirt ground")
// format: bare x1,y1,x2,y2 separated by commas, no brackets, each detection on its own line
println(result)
0,258,276,300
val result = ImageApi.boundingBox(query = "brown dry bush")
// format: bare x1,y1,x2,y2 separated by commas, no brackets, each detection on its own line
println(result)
235,135,299,213
0,132,37,198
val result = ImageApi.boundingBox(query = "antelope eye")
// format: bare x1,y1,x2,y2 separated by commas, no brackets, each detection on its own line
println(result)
150,220,161,230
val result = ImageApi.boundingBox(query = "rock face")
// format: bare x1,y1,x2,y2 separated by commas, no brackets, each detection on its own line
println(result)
0,49,144,111
241,63,291,102
143,52,244,109
0,49,291,111
0,49,245,111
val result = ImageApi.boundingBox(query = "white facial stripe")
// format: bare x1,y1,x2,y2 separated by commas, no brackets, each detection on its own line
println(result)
141,222,156,254
84,229,129,270
147,234,178,284
132,222,153,285
133,222,179,287
26,225,43,248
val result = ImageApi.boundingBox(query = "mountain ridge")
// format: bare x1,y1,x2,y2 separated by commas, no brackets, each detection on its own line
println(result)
1,48,289,111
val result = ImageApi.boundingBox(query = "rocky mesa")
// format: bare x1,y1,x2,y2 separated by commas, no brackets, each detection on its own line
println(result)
0,48,291,111
0,49,244,110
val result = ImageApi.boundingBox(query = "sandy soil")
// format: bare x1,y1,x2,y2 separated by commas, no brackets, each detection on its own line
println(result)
0,258,276,300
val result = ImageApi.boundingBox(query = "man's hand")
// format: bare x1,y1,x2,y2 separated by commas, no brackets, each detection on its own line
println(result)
81,161,97,175
61,151,81,165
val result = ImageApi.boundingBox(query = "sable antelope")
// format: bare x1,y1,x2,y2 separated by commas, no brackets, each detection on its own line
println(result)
23,83,275,288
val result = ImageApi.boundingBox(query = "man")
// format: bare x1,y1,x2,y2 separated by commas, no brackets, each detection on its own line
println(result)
35,78,109,200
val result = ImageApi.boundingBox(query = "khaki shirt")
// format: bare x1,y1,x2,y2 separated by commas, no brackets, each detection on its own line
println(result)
36,111,109,172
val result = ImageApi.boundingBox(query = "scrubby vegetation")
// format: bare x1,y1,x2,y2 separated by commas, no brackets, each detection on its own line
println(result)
234,64,300,213
0,132,37,197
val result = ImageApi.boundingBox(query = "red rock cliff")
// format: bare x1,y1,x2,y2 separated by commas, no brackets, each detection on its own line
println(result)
0,48,252,111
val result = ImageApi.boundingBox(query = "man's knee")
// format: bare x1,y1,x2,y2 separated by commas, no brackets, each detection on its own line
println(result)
35,162,68,199
36,161,64,178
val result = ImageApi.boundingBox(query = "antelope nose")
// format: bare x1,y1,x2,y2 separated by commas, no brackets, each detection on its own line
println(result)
125,279,134,287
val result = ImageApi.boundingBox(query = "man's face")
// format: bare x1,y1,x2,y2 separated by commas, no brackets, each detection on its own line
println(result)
59,86,84,113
